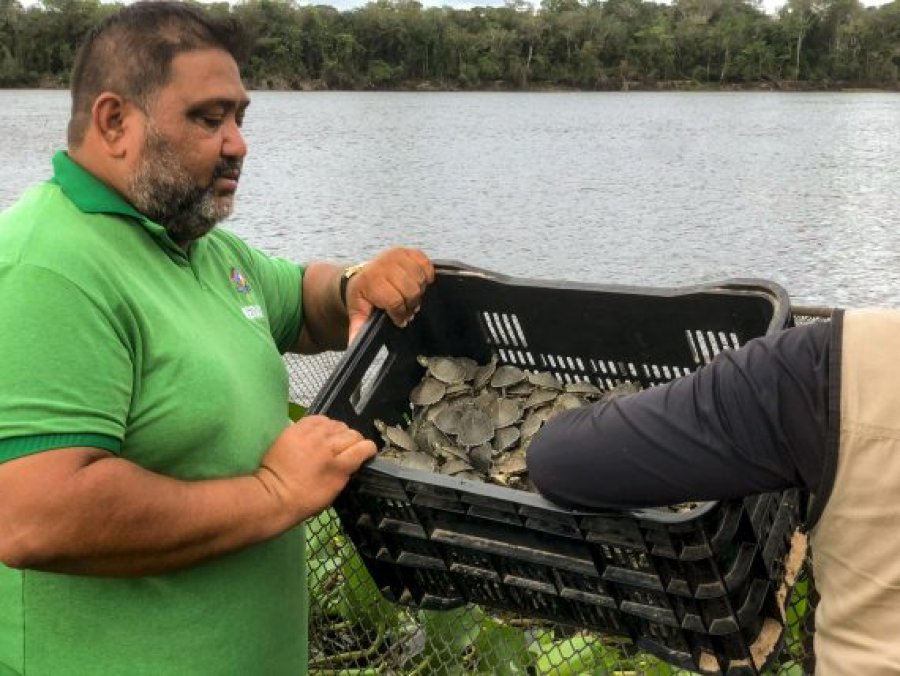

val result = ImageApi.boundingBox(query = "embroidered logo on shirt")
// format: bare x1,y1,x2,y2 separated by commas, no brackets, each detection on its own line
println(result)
242,305,265,320
230,267,251,294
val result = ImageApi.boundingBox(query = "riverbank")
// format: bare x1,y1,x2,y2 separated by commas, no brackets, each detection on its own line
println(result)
206,77,900,93
3,77,898,94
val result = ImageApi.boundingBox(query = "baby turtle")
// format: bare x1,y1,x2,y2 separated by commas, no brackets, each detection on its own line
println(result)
424,400,451,424
374,419,418,453
489,398,523,428
417,355,468,385
468,444,493,473
410,377,447,407
600,381,642,403
433,406,464,436
565,380,603,397
389,451,436,472
493,426,521,454
490,449,528,486
444,382,473,398
519,410,547,440
472,389,499,410
441,457,475,476
552,392,585,413
524,388,558,410
455,408,495,448
527,371,563,390
432,443,470,463
473,355,499,389
506,381,535,397
411,420,453,454
490,365,526,392
456,357,480,382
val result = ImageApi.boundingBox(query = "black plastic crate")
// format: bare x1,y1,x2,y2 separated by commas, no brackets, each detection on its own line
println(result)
310,263,801,674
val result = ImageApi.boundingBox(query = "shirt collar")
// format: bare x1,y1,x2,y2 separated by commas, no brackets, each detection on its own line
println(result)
52,150,146,220
51,150,197,263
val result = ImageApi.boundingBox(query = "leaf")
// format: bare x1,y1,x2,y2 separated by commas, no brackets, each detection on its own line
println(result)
777,660,806,676
306,509,344,562
471,620,535,675
534,635,613,675
334,552,399,634
288,401,307,421
416,606,485,675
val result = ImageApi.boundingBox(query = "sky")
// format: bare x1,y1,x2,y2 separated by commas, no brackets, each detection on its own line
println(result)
18,0,896,18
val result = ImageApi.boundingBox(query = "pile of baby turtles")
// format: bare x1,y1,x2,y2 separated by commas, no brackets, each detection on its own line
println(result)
372,354,640,492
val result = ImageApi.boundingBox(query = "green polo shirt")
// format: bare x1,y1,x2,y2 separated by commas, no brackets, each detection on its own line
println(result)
0,152,308,675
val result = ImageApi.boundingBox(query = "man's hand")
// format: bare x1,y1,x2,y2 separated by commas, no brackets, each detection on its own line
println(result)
345,247,434,342
255,416,376,526
292,247,435,354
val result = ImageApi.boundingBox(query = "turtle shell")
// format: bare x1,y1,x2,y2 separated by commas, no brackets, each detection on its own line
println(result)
468,444,493,473
493,426,521,453
440,457,474,476
374,420,418,452
434,406,464,436
418,356,468,385
388,451,436,472
527,371,563,390
600,381,642,403
565,380,603,397
473,355,499,389
455,408,495,448
524,388,558,410
410,377,447,407
552,392,586,413
489,398,523,428
490,365,526,390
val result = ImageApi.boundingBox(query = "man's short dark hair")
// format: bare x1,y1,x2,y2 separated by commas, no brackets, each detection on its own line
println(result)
68,1,251,146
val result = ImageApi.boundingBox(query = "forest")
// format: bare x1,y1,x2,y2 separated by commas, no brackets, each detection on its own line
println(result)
1,0,898,90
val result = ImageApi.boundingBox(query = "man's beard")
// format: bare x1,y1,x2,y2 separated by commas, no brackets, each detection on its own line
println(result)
128,126,241,244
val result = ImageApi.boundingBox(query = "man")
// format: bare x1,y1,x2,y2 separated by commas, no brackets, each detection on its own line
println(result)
0,3,433,674
528,311,900,672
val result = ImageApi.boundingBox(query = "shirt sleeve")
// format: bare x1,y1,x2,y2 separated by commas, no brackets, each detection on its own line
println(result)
526,320,834,510
0,264,133,463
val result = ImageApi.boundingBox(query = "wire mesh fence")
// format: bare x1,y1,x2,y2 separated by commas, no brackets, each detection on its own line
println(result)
287,352,817,676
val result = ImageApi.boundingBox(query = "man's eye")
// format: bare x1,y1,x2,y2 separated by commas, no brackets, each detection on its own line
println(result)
196,115,224,129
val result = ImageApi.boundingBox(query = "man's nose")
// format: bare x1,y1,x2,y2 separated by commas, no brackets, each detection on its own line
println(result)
223,118,247,159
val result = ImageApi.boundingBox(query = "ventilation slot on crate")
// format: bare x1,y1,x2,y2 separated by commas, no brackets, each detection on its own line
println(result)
482,311,529,349
351,344,391,414
686,329,742,366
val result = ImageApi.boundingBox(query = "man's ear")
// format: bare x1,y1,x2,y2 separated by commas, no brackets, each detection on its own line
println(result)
91,92,140,158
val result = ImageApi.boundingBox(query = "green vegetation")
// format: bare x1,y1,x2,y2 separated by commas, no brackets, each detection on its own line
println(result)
0,0,898,90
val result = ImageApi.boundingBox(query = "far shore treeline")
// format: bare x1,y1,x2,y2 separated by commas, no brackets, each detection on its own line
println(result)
0,0,898,91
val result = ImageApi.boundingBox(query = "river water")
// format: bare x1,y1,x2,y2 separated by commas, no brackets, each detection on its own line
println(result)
2,89,899,308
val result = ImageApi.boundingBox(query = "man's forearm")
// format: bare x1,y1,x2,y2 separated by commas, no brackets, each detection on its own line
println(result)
1,450,294,577
293,262,349,353
527,322,833,509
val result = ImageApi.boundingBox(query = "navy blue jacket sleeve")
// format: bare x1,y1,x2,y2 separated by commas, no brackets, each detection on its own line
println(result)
526,320,834,510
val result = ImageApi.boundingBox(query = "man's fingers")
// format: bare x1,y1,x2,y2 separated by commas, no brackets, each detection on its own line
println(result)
333,439,377,473
328,428,365,455
352,275,421,329
409,249,435,285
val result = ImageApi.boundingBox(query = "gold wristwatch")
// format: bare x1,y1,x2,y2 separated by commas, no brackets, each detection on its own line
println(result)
339,262,367,308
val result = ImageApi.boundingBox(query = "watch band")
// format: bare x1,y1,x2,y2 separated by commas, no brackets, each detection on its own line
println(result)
339,262,367,308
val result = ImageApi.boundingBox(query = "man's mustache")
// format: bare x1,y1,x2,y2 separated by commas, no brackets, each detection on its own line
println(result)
213,159,242,182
